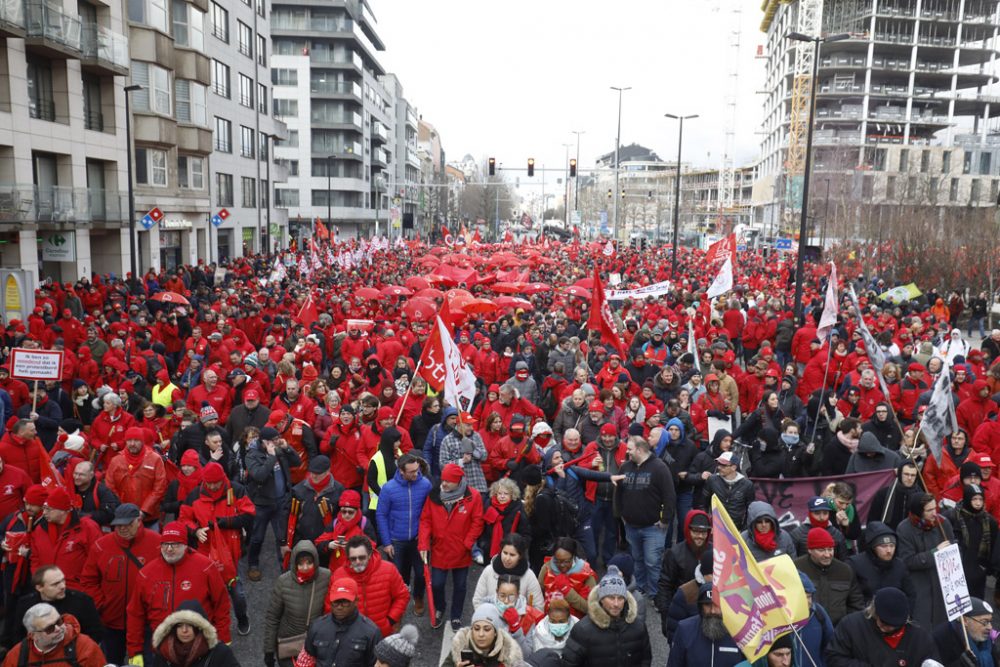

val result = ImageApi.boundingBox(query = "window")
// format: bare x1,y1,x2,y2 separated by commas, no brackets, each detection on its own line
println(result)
212,60,230,98
257,83,267,113
963,151,973,174
950,177,959,201
274,189,299,207
135,148,167,186
82,74,102,131
128,0,167,32
898,149,908,172
215,117,232,152
178,156,204,189
241,176,256,207
172,1,204,50
26,56,55,122
971,178,982,202
273,99,297,116
272,68,297,86
920,150,930,173
257,35,267,66
907,175,917,199
130,62,172,115
277,130,297,147
256,0,264,18
260,179,268,207
258,132,269,160
930,177,940,201
175,80,207,126
238,74,253,108
980,152,992,175
861,175,873,198
992,180,999,204
216,173,233,207
886,175,897,199
942,150,951,173
210,2,228,42
237,21,252,57
240,125,255,158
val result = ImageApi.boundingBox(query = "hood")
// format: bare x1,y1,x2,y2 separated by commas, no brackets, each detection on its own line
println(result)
683,509,711,551
448,625,523,667
291,539,319,565
585,586,638,629
665,417,685,442
857,432,885,455
442,406,458,423
152,601,218,649
746,500,778,529
864,521,896,554
709,429,732,456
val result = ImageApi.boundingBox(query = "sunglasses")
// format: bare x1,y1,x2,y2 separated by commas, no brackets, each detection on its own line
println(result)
37,618,64,635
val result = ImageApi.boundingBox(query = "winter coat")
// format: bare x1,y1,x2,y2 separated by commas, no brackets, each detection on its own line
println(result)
302,609,379,667
441,624,523,667
739,501,797,561
17,399,61,449
472,556,544,611
825,610,938,667
664,579,700,641
552,401,588,443
539,558,597,618
375,467,432,544
151,602,240,667
225,403,271,445
844,431,902,473
0,432,47,483
126,549,231,656
417,482,484,569
861,408,902,452
561,589,652,667
79,524,162,630
7,589,104,648
788,522,848,562
846,521,916,604
866,463,925,528
263,541,331,653
665,613,743,667
105,447,169,520
793,555,866,626
285,475,344,546
0,614,106,667
655,510,711,612
28,513,102,588
703,473,755,530
895,513,956,628
331,549,410,637
245,439,301,507
73,480,120,527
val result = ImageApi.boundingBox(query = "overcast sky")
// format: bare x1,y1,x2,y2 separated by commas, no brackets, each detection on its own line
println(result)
375,0,766,177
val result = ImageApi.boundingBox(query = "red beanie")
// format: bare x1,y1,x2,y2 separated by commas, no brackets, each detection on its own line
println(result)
45,487,73,511
202,462,226,484
600,423,617,436
124,427,146,443
441,463,464,484
806,527,835,550
339,489,361,509
24,484,48,506
160,521,187,544
180,449,201,467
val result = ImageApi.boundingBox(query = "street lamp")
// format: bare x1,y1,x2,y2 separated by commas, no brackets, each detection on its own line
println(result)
610,86,631,241
562,142,572,228
264,133,278,260
664,113,698,278
123,84,143,286
571,130,584,221
326,154,333,238
787,31,851,319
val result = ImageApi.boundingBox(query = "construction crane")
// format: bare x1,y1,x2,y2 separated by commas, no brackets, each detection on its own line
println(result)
717,0,742,234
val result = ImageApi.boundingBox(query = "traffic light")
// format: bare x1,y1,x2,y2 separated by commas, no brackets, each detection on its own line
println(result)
621,189,626,199
569,159,577,177
607,189,612,200
527,158,535,177
488,157,495,176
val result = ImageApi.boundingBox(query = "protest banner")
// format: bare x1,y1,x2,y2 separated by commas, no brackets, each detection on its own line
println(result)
752,469,895,529
9,348,63,381
605,279,673,300
935,542,972,621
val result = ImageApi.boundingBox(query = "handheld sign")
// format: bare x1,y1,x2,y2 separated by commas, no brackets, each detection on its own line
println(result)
935,542,972,621
9,348,63,381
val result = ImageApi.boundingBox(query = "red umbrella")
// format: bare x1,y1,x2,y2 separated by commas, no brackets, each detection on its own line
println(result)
150,291,190,306
405,276,431,291
496,296,534,311
401,297,436,321
573,277,595,289
462,298,497,315
492,282,526,294
380,285,413,298
423,561,436,620
564,286,592,299
415,287,444,299
522,282,551,295
355,287,381,300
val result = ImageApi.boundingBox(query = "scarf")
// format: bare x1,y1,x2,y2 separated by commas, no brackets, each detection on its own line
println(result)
122,446,146,470
440,478,468,507
836,431,859,453
490,552,528,578
956,508,992,564
308,473,332,494
294,564,316,584
177,469,203,501
485,498,518,557
881,625,905,649
909,513,940,532
158,632,210,667
808,514,829,529
753,525,777,552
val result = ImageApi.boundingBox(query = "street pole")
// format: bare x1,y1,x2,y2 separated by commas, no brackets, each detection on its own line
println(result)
665,113,698,278
326,155,332,238
611,86,630,241
264,134,273,259
563,142,572,229
124,84,142,284
572,130,584,220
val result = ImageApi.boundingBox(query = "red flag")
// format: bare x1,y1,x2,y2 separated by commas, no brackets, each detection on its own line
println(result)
417,321,447,393
586,267,624,355
472,230,482,243
315,218,330,241
37,441,65,489
297,294,319,328
503,230,513,243
706,234,737,266
441,226,454,247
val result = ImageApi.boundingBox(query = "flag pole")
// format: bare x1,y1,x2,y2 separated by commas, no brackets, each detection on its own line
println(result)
395,359,423,425
806,341,835,447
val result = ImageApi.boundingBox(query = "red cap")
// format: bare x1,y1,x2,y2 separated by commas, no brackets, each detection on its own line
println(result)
160,521,187,544
244,389,260,401
44,487,73,512
377,406,394,422
202,462,226,484
600,423,617,436
908,362,925,373
268,410,288,427
589,400,605,413
441,463,465,483
806,527,836,550
24,484,48,506
339,489,361,509
765,369,780,378
124,427,146,443
329,578,358,601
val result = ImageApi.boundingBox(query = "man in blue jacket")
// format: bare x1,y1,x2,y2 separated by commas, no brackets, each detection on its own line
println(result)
668,583,743,667
376,452,432,617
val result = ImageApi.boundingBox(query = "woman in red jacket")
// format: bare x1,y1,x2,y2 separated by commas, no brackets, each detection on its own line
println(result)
418,464,484,631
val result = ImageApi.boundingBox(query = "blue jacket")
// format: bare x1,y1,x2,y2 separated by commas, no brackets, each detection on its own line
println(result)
667,614,744,667
423,407,456,479
376,467,432,544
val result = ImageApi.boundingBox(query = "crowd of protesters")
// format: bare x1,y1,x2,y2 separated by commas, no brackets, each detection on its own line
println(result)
0,235,998,667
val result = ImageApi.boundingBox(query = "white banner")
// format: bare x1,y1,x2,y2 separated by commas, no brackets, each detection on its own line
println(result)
935,543,972,621
706,256,734,299
605,279,674,301
10,348,63,381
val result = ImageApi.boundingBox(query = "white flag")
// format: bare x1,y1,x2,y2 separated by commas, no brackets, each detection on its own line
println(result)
817,262,839,341
435,316,478,412
921,366,959,464
848,286,891,399
706,256,733,299
688,318,700,374
602,240,615,257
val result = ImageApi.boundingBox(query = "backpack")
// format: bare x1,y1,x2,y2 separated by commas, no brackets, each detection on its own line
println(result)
540,486,580,542
17,635,78,667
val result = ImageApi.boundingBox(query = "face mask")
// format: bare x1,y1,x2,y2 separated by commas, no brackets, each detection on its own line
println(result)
548,621,570,638
496,601,512,613
781,433,800,446
516,371,529,380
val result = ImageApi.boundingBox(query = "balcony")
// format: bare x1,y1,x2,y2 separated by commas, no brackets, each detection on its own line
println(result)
311,110,362,130
371,120,388,143
0,184,125,224
25,0,81,58
311,139,362,159
80,23,128,75
0,0,25,37
83,108,103,131
309,80,361,100
28,96,56,121
406,148,420,168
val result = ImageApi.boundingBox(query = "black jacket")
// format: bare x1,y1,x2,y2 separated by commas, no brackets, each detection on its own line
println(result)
614,453,675,528
702,473,755,530
847,521,916,604
793,555,866,626
284,476,344,546
245,440,301,507
7,589,104,648
866,463,924,528
896,514,956,629
303,610,379,667
75,480,121,527
561,590,651,667
825,611,938,667
225,404,271,446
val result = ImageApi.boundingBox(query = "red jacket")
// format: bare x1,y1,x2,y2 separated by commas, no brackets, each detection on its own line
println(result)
126,549,231,656
89,409,137,470
28,513,103,588
487,436,541,480
0,614,105,667
105,448,168,519
79,525,162,629
0,463,31,518
418,484,484,569
186,383,232,424
178,482,256,582
957,390,999,436
0,433,46,484
923,446,971,500
323,422,365,489
330,550,410,637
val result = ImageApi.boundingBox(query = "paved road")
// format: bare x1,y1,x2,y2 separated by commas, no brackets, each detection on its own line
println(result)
230,535,671,667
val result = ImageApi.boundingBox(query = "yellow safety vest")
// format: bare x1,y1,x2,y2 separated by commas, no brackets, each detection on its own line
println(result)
368,451,388,510
151,382,179,407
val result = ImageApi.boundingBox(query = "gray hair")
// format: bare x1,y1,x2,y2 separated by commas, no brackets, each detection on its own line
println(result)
489,477,521,502
102,393,122,407
23,603,57,632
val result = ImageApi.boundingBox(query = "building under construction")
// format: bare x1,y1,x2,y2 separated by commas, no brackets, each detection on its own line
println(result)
753,0,1000,241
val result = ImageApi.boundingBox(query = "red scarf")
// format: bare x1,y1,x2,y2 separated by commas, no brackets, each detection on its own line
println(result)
308,473,332,494
485,498,516,557
121,446,146,469
881,626,905,648
753,526,777,552
177,469,203,501
295,564,316,584
808,514,828,529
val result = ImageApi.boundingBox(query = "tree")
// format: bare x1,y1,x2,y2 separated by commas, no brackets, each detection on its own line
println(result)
457,175,514,229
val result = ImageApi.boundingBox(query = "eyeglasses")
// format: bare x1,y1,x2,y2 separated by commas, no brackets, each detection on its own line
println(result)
968,616,992,628
330,599,354,607
37,618,64,635
348,555,369,563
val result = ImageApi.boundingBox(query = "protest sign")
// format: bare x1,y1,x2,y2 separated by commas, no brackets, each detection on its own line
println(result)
9,348,63,381
935,542,972,621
